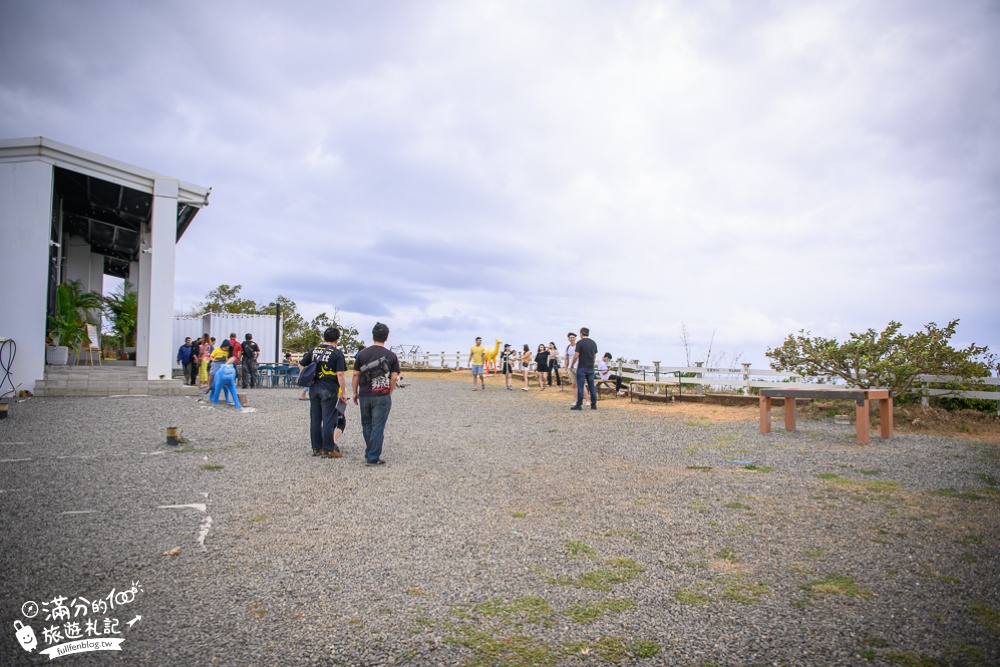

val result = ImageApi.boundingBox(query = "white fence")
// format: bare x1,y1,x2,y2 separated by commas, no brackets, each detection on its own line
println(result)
396,351,1000,408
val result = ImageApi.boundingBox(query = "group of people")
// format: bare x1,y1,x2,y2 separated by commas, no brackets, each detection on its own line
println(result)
177,324,401,468
176,332,262,408
176,323,621,468
468,329,624,408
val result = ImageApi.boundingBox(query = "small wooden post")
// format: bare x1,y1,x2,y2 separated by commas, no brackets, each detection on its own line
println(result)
759,396,772,433
880,395,893,440
784,397,796,431
855,398,870,444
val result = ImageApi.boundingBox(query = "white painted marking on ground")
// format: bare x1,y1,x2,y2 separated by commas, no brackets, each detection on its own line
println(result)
157,503,207,512
0,458,32,463
0,442,32,445
197,516,213,549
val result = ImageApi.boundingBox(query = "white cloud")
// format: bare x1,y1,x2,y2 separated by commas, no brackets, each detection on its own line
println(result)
2,0,998,367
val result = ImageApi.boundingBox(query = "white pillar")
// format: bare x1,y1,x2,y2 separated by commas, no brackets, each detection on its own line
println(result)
144,177,178,380
0,161,54,395
135,226,151,366
89,253,104,294
64,234,91,286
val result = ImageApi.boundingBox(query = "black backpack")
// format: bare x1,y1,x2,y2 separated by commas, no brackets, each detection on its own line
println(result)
242,341,257,359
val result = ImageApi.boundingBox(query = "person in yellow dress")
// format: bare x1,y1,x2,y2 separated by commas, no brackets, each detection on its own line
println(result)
197,334,213,389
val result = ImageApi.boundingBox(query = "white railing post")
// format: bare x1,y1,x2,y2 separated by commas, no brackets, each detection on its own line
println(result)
742,362,751,395
694,361,704,395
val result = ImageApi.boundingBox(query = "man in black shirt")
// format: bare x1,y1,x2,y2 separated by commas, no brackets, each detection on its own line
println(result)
241,333,261,389
570,327,598,410
351,322,400,466
300,327,348,458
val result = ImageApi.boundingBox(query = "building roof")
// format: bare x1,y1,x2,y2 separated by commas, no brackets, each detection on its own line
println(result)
0,137,211,277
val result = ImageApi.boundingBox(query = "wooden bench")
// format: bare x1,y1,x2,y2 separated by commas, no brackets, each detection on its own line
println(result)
759,388,893,444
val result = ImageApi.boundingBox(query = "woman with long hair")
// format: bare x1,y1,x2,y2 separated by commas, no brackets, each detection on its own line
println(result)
499,344,515,390
547,342,562,390
534,344,549,391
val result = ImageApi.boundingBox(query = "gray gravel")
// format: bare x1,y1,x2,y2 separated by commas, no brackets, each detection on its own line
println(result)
1,375,999,666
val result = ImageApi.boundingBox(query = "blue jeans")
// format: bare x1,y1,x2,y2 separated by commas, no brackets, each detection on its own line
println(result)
576,367,596,408
309,385,340,453
359,394,392,463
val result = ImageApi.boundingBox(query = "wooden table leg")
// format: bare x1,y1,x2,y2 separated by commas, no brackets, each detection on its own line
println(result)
855,399,870,444
880,396,893,439
760,396,772,433
784,397,796,431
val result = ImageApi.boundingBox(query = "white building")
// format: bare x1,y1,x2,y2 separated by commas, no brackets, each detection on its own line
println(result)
0,137,211,394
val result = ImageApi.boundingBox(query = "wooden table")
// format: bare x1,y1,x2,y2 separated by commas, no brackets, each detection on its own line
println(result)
759,388,893,444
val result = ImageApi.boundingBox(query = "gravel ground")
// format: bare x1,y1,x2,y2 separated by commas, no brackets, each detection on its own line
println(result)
1,374,999,667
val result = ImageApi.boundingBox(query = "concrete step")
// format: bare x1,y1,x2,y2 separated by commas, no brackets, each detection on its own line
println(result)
34,380,201,397
34,365,201,397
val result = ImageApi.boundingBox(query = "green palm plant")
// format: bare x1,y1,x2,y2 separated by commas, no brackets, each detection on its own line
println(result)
48,280,104,354
102,281,138,355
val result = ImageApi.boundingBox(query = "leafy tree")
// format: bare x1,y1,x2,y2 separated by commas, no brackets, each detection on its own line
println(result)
298,311,362,355
261,295,308,350
766,320,996,396
192,285,361,354
195,284,262,315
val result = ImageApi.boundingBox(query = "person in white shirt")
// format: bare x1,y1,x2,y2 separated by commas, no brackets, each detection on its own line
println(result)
597,352,624,395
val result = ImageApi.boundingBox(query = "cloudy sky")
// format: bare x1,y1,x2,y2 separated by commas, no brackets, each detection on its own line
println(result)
2,0,998,367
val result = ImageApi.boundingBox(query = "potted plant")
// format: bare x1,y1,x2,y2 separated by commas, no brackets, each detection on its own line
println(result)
102,281,137,361
46,280,103,364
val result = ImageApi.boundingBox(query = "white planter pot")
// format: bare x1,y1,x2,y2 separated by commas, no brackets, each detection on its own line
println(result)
46,346,69,365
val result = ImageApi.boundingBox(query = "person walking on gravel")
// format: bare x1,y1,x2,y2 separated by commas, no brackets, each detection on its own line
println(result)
352,322,400,466
241,333,261,389
570,327,598,411
301,327,348,458
499,343,515,390
468,336,487,390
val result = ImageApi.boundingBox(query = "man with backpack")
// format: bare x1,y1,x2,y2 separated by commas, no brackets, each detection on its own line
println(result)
241,333,261,388
300,327,348,458
352,322,400,466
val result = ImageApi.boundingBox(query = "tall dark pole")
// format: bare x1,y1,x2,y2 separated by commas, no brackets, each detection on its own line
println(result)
275,303,281,363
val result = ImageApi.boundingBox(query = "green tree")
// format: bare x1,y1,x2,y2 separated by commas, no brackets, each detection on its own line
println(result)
193,285,361,354
261,295,308,351
195,284,262,315
766,320,995,396
298,310,362,355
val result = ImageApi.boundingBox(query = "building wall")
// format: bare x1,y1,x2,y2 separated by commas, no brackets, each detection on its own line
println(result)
0,161,55,395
